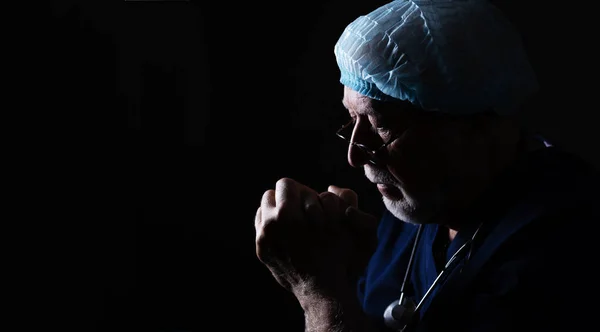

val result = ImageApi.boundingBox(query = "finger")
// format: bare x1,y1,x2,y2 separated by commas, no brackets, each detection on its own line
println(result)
256,191,278,264
303,189,326,229
275,178,301,213
261,189,276,209
318,192,345,233
275,177,324,219
255,206,266,248
260,189,276,221
254,206,262,228
328,185,358,208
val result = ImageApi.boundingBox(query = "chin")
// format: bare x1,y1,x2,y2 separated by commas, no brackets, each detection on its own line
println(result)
365,166,447,224
382,189,444,225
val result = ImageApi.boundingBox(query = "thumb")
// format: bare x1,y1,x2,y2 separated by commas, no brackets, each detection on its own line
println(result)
328,185,358,208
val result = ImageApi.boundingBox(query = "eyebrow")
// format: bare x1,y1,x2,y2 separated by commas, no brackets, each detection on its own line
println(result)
341,98,376,116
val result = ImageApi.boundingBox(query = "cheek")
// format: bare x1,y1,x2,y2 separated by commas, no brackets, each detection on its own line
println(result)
388,126,450,183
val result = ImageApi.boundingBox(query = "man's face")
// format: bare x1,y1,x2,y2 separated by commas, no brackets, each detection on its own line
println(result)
341,86,475,224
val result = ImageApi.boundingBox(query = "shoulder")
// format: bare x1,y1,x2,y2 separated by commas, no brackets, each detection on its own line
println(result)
419,147,600,331
479,146,599,283
479,147,599,328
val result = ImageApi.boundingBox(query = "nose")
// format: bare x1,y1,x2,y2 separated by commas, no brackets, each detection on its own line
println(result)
347,120,376,168
348,144,370,168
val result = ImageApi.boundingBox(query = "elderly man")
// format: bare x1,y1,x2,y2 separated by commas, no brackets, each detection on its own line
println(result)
254,1,600,331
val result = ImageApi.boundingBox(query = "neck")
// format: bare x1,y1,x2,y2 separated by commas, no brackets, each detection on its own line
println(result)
440,123,528,237
448,228,458,241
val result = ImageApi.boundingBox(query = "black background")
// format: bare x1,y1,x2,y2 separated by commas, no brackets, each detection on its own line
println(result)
44,0,597,331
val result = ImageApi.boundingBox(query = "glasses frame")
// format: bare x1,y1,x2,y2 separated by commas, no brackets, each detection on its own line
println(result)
335,120,400,166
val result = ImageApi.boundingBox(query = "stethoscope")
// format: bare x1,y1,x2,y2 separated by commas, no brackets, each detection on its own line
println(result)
383,222,484,332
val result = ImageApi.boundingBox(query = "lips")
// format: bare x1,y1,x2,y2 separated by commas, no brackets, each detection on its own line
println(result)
376,183,403,199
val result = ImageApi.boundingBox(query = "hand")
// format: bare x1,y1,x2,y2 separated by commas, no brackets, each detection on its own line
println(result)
255,178,375,296
326,185,378,276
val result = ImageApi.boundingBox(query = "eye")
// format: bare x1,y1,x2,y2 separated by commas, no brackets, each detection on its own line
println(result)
369,114,388,129
376,126,394,141
372,118,392,134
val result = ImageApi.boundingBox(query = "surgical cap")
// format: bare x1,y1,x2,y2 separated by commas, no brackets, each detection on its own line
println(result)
334,0,539,115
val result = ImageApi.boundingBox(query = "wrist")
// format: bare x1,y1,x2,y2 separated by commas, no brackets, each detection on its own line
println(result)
292,277,353,310
293,279,372,332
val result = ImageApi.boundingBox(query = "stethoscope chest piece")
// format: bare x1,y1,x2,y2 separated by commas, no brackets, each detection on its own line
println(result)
382,222,483,331
383,296,416,331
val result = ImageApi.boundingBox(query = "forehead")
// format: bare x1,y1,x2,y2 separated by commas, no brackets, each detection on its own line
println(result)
341,86,415,117
342,86,373,114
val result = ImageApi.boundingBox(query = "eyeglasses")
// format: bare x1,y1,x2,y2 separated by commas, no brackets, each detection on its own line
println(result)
335,119,400,166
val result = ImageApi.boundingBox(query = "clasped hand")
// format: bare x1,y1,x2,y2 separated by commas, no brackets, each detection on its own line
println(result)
254,177,377,297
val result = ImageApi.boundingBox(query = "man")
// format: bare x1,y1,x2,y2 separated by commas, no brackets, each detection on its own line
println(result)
254,1,599,331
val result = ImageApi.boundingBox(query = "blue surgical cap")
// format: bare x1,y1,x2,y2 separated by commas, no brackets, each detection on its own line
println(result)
334,0,539,115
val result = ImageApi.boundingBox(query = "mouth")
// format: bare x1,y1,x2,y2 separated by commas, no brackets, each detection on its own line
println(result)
376,183,403,200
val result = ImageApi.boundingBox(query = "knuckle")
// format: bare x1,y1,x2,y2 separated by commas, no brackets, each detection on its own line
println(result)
342,189,354,200
320,191,338,200
328,185,341,194
261,189,274,202
255,228,275,261
276,177,296,189
304,200,321,216
340,188,352,197
319,192,339,209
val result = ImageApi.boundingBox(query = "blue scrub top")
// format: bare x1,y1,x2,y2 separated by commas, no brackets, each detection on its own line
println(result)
357,146,600,331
